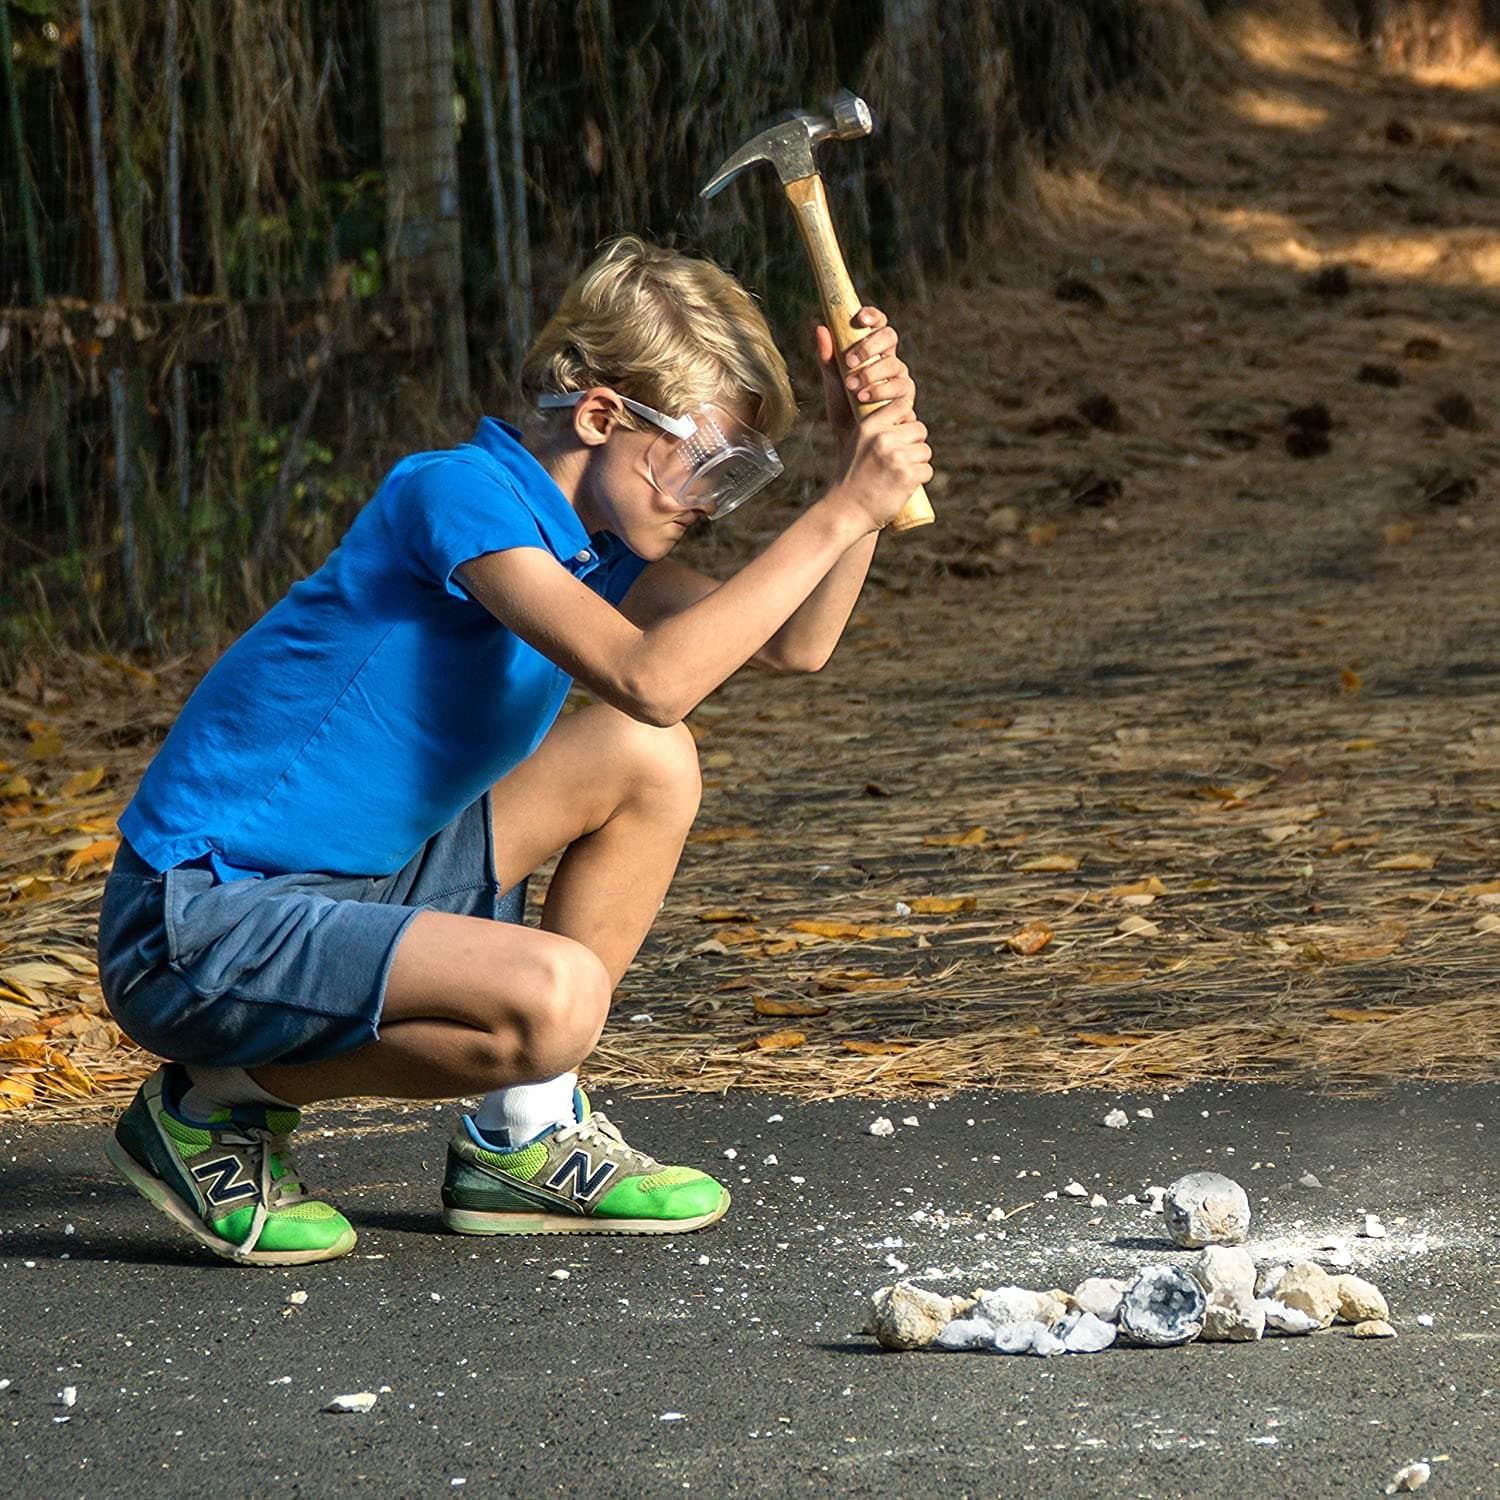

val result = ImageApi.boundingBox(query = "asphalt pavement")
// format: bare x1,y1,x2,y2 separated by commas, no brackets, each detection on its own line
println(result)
1,1082,1496,1499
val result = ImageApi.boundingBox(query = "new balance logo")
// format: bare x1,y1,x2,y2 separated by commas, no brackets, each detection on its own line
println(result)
192,1154,258,1208
545,1149,618,1202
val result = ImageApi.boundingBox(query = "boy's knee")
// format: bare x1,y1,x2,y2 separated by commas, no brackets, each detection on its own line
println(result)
618,717,701,808
516,940,610,1076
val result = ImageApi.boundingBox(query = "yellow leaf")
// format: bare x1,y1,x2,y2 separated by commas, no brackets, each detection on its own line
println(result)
754,996,830,1018
712,925,767,947
26,726,64,760
0,961,78,988
754,1029,806,1052
1074,1031,1155,1048
698,908,753,923
815,974,914,994
1005,920,1055,956
1015,853,1080,873
0,1037,52,1063
1342,739,1378,753
1340,667,1363,695
841,1039,916,1056
1370,853,1437,871
0,1075,36,1109
689,826,760,843
0,774,33,798
763,939,800,956
922,827,988,847
1325,1007,1405,1023
908,896,977,915
789,920,913,942
702,751,734,770
1027,520,1058,547
1464,880,1500,896
38,1052,94,1097
60,766,106,798
65,837,119,876
1475,913,1500,935
1329,833,1382,853
1109,877,1167,899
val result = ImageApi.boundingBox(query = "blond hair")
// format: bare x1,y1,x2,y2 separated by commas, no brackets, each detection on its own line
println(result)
521,237,796,442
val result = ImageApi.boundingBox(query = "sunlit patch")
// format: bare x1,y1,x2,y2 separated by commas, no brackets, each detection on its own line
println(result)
1230,89,1328,131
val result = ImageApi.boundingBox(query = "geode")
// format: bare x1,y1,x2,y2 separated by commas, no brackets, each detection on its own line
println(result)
1117,1265,1208,1345
1162,1171,1252,1248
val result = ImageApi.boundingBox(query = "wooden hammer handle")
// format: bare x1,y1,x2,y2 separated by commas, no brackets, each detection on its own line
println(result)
784,173,934,533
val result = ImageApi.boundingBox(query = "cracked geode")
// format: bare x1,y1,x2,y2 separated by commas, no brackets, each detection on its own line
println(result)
1118,1265,1208,1345
1163,1171,1252,1248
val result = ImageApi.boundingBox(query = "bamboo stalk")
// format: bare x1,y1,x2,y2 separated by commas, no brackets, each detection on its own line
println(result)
0,0,44,305
79,0,147,640
472,0,520,369
498,0,531,352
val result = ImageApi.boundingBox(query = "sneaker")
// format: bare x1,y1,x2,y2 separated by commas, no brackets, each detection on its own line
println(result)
441,1088,730,1235
105,1064,357,1266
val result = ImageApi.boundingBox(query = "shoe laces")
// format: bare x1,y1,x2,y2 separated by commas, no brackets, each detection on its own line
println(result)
214,1124,313,1212
556,1112,658,1174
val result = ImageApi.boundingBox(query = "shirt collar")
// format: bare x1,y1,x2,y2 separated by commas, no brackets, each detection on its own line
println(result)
464,417,593,563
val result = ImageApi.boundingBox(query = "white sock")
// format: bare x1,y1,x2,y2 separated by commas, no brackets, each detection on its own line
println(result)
472,1072,578,1148
177,1065,293,1123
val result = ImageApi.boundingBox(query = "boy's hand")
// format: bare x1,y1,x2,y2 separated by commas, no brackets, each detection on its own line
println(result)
816,307,930,531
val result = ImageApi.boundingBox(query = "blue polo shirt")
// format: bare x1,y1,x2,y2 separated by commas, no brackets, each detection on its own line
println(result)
118,419,648,881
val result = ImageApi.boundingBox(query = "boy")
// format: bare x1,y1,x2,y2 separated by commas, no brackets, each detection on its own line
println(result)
97,236,931,1265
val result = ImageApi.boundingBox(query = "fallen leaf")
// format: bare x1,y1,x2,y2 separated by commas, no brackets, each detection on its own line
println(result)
0,1075,36,1109
0,1037,52,1062
1109,876,1167,899
922,827,987,847
1325,1006,1406,1022
1370,853,1436,871
0,774,32,798
1329,833,1382,853
1383,521,1414,546
1464,879,1500,896
1015,853,1080,873
789,920,913,941
841,1039,915,1056
59,766,106,798
689,826,760,843
702,751,734,770
1074,1031,1155,1048
698,908,753,923
1263,823,1307,844
1005,920,1055,955
753,997,830,1018
1474,913,1500,935
1342,738,1378,752
814,974,914,994
754,1029,806,1052
1114,914,1161,937
712,925,767,947
26,724,63,760
1027,520,1058,547
1341,667,1363,695
763,939,800,956
65,837,119,876
908,896,977,915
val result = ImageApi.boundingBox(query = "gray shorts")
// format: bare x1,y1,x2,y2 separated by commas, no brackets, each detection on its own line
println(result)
96,793,526,1069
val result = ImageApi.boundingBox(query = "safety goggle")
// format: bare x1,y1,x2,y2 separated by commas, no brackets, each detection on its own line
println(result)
538,390,783,520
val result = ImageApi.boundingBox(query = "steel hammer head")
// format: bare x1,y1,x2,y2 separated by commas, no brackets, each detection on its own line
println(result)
699,89,873,199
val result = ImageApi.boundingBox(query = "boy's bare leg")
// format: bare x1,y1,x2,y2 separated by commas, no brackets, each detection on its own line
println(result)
254,705,701,1107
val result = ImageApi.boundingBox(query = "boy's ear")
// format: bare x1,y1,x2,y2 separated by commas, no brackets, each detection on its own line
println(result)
573,388,623,447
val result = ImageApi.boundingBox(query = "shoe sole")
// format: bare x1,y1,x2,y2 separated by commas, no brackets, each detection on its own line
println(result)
442,1187,731,1236
106,1136,357,1267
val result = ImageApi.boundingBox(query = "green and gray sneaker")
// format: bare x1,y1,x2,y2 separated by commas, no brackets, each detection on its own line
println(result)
105,1064,357,1266
442,1088,730,1235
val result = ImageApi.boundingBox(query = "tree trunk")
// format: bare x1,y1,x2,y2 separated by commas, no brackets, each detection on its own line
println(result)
1353,0,1492,62
377,0,470,413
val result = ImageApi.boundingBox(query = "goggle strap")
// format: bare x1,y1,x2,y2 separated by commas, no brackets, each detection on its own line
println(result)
537,390,696,440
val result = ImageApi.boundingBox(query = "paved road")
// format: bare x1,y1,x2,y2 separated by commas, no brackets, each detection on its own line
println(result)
2,1083,1496,1499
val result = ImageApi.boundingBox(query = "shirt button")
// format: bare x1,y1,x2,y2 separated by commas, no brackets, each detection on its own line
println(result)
574,549,592,563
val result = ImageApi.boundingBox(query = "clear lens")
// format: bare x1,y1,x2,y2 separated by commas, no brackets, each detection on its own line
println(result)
646,404,782,520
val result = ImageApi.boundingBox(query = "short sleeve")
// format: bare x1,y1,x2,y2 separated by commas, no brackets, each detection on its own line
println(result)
387,454,551,601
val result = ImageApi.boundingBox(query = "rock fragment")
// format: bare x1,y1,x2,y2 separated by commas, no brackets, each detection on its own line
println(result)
1274,1262,1340,1328
1331,1274,1389,1324
1360,1214,1387,1239
323,1392,378,1414
1163,1171,1251,1247
867,1117,895,1138
1260,1298,1320,1335
934,1317,998,1352
1385,1462,1431,1494
1060,1311,1118,1353
1189,1245,1257,1305
1073,1277,1129,1323
1103,1109,1129,1129
1202,1294,1265,1342
869,1282,956,1350
1117,1265,1207,1346
1255,1263,1288,1299
1352,1319,1397,1339
974,1286,1068,1329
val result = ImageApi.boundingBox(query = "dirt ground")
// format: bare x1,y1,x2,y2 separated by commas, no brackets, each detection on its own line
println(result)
1,2,1497,1113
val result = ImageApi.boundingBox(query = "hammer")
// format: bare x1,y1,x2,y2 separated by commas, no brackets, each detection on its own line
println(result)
701,90,935,533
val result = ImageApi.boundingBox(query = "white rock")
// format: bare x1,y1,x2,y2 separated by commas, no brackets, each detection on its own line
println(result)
1063,1181,1088,1198
1121,1193,1139,1205
1353,1319,1397,1339
1318,1244,1354,1271
1027,1325,1068,1357
1201,1293,1265,1342
323,1392,378,1414
1145,1184,1166,1212
1118,1265,1207,1346
1361,1214,1388,1239
934,1316,998,1352
1260,1298,1320,1335
1255,1263,1289,1299
1062,1312,1117,1353
1089,1194,1108,1208
901,1116,920,1128
974,1286,1064,1328
1298,1171,1323,1188
1103,1109,1129,1129
1274,1262,1340,1328
287,1290,308,1306
1331,1274,1389,1323
1385,1462,1431,1494
59,1387,77,1408
549,1268,570,1281
1073,1277,1129,1323
869,1282,956,1350
1136,1108,1155,1119
991,1320,1050,1355
1189,1245,1257,1305
867,1118,895,1138
1163,1172,1251,1247
1416,1313,1434,1327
